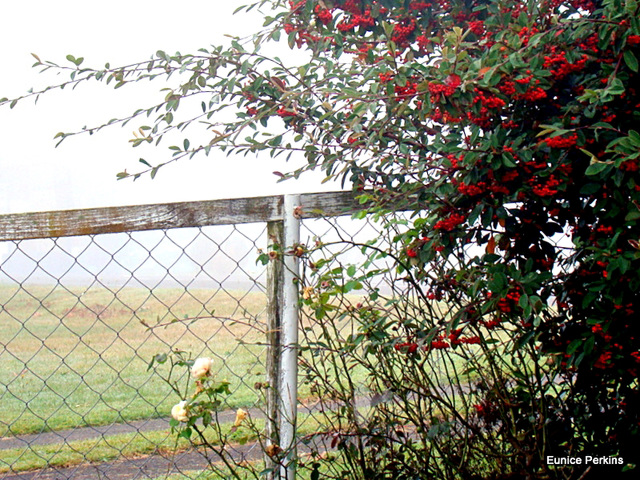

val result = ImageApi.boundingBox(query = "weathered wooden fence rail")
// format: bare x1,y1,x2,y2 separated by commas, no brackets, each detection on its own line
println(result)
0,191,363,241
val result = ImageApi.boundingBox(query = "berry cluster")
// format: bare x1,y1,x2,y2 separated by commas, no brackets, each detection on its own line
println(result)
544,133,578,149
497,289,521,314
431,107,462,124
457,181,486,196
314,5,333,25
473,88,506,109
550,0,596,13
395,341,418,354
409,1,432,11
340,0,362,15
394,81,418,99
517,81,547,101
531,175,561,197
428,74,461,101
337,10,375,31
429,338,450,349
498,80,516,96
378,72,394,83
391,17,417,46
543,50,589,81
468,20,485,37
277,107,297,117
433,213,466,231
620,158,639,172
416,34,430,50
448,329,481,345
335,2,377,31
288,0,306,12
501,170,519,182
518,26,539,47
594,350,613,369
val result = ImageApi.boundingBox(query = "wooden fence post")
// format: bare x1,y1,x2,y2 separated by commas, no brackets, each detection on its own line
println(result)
265,219,283,479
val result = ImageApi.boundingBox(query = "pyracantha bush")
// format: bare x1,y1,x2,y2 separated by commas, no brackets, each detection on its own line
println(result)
273,0,640,477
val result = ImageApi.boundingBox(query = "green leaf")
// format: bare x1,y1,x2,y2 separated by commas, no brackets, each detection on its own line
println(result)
580,183,601,195
625,210,640,221
606,77,625,96
584,162,610,176
624,50,639,72
287,31,297,49
489,272,508,292
482,67,501,87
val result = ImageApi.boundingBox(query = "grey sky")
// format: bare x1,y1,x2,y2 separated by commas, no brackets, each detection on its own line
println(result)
0,0,339,216
0,1,350,287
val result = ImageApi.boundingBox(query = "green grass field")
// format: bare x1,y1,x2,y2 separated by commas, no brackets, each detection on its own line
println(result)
0,280,439,476
0,283,269,438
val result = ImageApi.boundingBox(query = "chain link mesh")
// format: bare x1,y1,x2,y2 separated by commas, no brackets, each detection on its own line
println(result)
294,212,574,473
0,199,574,479
0,224,269,478
295,213,401,463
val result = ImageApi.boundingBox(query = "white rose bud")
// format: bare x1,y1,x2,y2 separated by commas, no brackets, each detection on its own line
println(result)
191,357,213,379
234,408,248,427
171,400,189,422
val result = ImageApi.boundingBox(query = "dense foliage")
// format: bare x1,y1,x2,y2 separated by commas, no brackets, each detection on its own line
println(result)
3,0,639,478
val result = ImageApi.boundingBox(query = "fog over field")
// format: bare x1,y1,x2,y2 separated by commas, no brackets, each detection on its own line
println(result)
0,216,388,291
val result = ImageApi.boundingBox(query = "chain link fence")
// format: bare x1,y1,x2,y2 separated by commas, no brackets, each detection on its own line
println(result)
1,193,574,479
0,222,273,478
294,212,410,470
292,208,574,479
0,192,373,479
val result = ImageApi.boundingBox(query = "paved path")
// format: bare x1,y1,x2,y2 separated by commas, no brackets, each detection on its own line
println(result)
1,444,260,480
0,408,263,480
0,408,253,451
0,398,363,479
0,418,171,451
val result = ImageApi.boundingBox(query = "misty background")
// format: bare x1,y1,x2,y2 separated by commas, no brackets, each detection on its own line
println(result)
0,1,360,291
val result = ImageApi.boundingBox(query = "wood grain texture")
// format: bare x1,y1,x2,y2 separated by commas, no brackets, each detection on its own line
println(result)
264,220,283,478
0,192,365,241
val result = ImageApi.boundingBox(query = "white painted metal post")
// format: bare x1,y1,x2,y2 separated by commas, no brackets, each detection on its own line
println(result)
279,194,300,480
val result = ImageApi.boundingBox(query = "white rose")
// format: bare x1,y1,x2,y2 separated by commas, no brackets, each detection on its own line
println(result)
191,357,214,379
234,408,248,427
171,400,189,422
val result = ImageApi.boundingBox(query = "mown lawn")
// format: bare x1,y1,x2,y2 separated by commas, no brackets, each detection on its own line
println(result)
0,284,269,437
